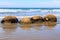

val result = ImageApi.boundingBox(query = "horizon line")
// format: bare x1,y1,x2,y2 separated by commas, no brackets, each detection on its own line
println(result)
0,8,60,9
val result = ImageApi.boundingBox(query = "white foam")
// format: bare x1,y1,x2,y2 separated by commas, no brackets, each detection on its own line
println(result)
0,9,21,12
0,9,60,13
40,10,49,12
0,14,59,18
0,9,41,12
53,9,60,12
0,15,43,19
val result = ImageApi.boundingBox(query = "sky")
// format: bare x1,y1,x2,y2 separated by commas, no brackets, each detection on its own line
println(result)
0,0,60,8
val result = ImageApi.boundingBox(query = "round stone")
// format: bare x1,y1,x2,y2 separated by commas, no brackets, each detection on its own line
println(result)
44,14,57,22
31,16,44,23
1,16,18,23
20,17,32,24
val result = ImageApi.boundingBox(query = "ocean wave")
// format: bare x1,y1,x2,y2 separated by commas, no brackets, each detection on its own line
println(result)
52,9,60,12
0,9,41,12
0,16,33,19
0,9,54,12
0,9,60,13
0,14,59,18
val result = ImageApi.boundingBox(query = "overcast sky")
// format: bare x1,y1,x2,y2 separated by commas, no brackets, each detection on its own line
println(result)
0,0,60,8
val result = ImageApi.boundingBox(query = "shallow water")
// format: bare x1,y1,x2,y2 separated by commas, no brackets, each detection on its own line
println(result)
0,22,59,40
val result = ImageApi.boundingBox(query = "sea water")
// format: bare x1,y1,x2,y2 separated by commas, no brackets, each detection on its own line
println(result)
0,8,60,40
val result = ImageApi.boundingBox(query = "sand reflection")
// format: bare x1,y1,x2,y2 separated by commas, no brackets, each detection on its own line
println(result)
44,22,57,29
32,22,43,30
20,24,32,30
2,23,17,33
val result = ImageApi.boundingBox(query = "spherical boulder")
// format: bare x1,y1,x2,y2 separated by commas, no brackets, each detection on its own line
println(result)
44,14,57,22
1,16,18,23
20,17,32,24
31,16,44,23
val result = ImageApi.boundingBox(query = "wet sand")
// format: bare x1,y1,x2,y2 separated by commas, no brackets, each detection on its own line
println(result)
0,22,60,40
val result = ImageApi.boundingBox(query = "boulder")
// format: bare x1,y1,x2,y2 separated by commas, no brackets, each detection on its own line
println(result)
44,14,57,22
1,16,18,23
31,16,44,23
20,17,32,24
